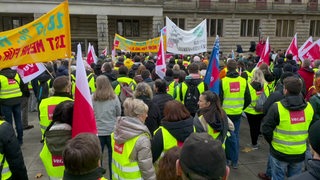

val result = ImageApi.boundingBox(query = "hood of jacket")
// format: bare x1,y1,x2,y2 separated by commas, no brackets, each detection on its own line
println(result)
161,116,194,142
102,72,117,82
280,94,307,111
185,78,203,86
0,68,17,79
309,159,320,179
37,72,52,83
113,116,150,144
226,70,240,78
250,81,263,91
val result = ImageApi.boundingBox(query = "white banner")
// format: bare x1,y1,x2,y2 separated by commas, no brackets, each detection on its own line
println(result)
166,17,207,54
16,63,46,83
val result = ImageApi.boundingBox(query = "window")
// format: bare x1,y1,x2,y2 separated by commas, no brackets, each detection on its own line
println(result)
310,20,320,37
276,20,295,37
240,19,260,37
172,18,185,29
116,19,139,37
207,19,224,37
2,16,32,31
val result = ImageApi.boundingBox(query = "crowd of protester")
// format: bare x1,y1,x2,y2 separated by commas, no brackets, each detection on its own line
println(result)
0,46,320,180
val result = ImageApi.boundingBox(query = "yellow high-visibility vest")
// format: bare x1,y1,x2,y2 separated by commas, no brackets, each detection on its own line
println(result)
0,74,22,99
244,83,270,115
0,121,12,180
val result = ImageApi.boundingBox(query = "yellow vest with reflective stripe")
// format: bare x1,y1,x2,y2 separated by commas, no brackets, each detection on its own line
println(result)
271,102,314,155
0,74,22,99
222,76,247,115
155,126,180,154
0,121,12,180
113,77,136,96
167,80,178,98
39,96,73,137
87,73,96,93
244,83,269,115
111,133,143,180
39,141,65,179
174,81,206,103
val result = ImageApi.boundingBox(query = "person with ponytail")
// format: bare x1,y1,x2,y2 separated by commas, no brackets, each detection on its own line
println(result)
194,90,231,147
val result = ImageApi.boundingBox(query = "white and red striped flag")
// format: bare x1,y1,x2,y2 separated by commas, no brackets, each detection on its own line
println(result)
86,43,98,65
156,34,166,79
256,37,270,67
299,39,320,63
101,47,107,56
16,63,46,83
285,33,298,62
298,36,313,61
72,43,97,138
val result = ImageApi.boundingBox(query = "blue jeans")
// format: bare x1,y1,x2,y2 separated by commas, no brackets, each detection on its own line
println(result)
225,115,241,165
99,135,112,178
1,104,23,144
270,155,303,180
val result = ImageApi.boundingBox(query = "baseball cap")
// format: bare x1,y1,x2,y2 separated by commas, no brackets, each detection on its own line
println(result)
179,133,226,179
309,120,320,155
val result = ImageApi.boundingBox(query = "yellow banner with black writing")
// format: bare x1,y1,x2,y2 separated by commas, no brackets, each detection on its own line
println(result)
114,34,166,53
0,1,71,69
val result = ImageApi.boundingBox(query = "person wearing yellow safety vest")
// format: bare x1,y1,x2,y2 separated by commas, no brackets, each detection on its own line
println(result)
0,68,29,145
0,119,28,180
63,133,108,180
151,100,194,163
39,76,73,139
219,59,250,169
70,69,96,96
174,63,208,117
262,76,316,180
111,98,156,180
193,91,230,149
111,66,136,97
244,69,270,150
40,101,74,180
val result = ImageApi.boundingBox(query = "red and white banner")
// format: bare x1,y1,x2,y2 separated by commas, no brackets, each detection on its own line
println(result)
101,47,107,56
298,36,313,61
256,37,270,67
16,63,46,83
86,43,98,65
156,34,166,79
285,33,298,62
72,43,97,138
299,39,320,62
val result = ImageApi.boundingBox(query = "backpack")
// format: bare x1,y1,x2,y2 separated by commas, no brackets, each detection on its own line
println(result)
254,90,267,112
180,82,201,115
119,82,135,104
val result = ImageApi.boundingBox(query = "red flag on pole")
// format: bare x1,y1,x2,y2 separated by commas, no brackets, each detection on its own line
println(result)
156,34,166,79
72,43,97,138
298,36,313,61
256,37,270,67
285,33,298,62
299,39,320,63
86,43,97,65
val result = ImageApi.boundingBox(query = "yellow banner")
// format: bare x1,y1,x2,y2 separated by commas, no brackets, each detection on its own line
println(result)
114,34,166,53
0,1,71,69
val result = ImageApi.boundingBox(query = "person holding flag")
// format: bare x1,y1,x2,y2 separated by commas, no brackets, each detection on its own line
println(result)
219,59,250,169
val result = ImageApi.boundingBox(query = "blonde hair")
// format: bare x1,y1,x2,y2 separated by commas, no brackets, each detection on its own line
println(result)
134,82,153,99
123,98,148,117
93,75,116,101
251,69,266,86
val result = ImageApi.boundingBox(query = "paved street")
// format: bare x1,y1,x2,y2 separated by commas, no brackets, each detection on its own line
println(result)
22,111,269,180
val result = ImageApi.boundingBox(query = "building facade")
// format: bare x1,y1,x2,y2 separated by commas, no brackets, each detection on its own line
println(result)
0,0,319,55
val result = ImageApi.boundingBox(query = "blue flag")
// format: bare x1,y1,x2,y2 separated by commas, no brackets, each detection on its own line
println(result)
204,35,220,95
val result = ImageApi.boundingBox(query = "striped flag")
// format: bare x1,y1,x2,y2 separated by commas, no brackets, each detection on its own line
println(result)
155,34,166,79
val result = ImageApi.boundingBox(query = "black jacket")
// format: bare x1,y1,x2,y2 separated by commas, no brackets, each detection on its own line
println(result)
0,121,28,180
151,116,194,162
289,159,320,180
63,167,106,180
101,71,117,82
262,94,315,163
0,68,28,105
152,93,173,119
138,97,161,135
219,70,251,113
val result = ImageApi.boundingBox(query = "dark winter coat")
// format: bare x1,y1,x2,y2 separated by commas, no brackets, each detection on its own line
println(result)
137,96,161,135
289,159,320,180
56,65,69,77
152,93,174,119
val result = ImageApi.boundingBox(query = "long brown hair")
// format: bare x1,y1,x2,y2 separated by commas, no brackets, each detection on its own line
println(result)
157,147,182,180
163,100,190,122
93,75,115,101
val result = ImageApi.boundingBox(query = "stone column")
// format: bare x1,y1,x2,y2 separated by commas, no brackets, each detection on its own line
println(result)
97,15,109,55
152,16,163,37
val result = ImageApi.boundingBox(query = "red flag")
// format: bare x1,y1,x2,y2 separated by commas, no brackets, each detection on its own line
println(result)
256,37,270,67
299,39,320,63
156,34,166,79
299,36,313,61
285,33,298,62
16,63,46,83
101,47,107,56
86,43,97,65
72,43,97,138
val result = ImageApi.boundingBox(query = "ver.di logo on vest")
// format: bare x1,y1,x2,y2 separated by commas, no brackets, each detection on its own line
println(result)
229,82,240,93
289,110,305,124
